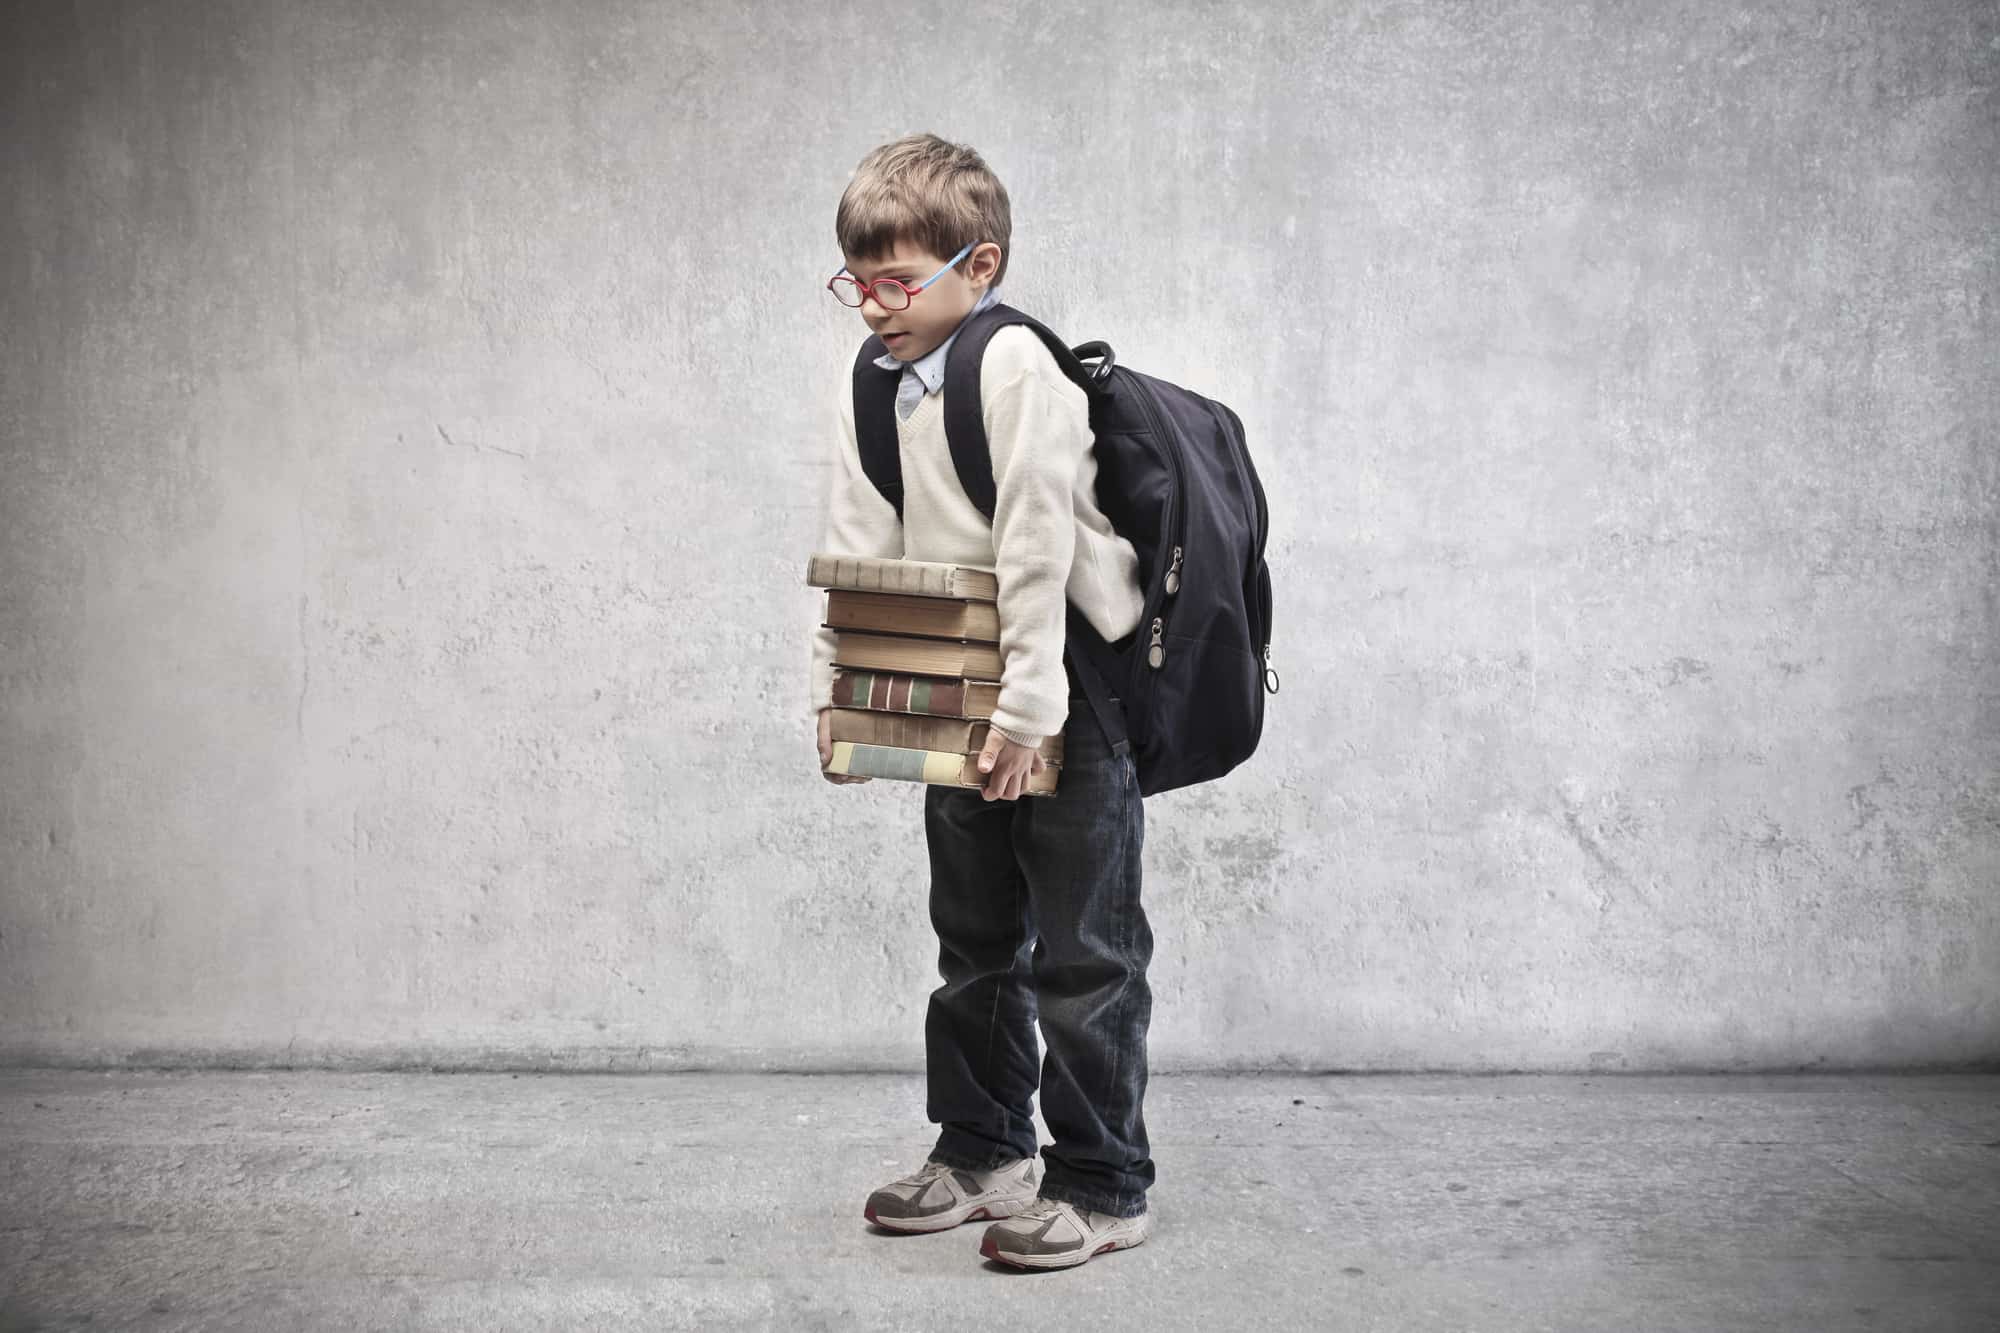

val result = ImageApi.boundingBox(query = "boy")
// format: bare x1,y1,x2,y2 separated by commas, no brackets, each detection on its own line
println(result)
806,134,1155,1269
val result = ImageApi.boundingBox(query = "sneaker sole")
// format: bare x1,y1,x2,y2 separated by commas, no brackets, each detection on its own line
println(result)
979,1220,1150,1269
863,1190,1038,1234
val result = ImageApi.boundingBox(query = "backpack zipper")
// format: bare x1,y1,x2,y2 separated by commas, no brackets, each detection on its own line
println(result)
1149,545,1181,669
1214,400,1276,695
1130,375,1188,681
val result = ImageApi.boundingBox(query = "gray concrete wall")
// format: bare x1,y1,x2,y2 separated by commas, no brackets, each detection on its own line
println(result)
1,0,1994,1070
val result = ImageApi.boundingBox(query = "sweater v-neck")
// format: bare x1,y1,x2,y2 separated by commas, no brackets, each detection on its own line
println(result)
900,386,944,433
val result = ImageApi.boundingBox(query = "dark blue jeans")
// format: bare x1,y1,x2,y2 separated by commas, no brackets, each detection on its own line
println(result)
920,673,1154,1219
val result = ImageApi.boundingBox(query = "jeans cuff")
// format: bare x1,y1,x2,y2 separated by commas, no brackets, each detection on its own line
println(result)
929,1134,1032,1173
1035,1179,1149,1219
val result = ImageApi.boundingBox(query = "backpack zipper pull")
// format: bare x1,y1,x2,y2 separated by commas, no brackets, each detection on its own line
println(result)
1147,616,1165,669
1164,545,1183,596
1263,643,1280,693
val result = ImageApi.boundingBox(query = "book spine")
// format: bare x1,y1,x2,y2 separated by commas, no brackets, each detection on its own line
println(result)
832,710,972,753
811,554,969,599
832,631,998,682
827,741,968,784
826,742,1057,796
833,670,968,717
825,590,996,643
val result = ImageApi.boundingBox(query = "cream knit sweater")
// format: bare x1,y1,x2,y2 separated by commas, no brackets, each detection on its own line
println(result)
808,324,1146,749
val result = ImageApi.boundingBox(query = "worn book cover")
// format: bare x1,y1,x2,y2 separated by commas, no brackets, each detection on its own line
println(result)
806,553,999,603
830,667,1004,720
824,740,1060,796
827,706,1063,765
823,589,1001,644
831,629,1004,682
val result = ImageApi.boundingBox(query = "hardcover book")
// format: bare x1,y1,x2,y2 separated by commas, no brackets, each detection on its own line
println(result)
826,706,1063,765
829,667,1003,720
807,553,999,603
824,741,1061,796
830,629,1004,682
824,589,1001,643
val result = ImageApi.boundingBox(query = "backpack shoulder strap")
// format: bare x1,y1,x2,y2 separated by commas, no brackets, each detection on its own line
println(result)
851,334,904,519
939,302,1102,522
941,303,1132,756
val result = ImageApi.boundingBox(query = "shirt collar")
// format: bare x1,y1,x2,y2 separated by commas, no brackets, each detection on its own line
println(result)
872,285,1003,392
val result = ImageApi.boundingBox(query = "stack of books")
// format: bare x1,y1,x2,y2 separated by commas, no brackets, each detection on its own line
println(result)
808,553,1063,796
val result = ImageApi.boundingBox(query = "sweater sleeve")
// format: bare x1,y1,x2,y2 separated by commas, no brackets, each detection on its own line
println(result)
808,374,903,723
982,364,1090,750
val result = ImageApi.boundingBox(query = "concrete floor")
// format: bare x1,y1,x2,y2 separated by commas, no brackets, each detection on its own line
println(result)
0,1070,1995,1331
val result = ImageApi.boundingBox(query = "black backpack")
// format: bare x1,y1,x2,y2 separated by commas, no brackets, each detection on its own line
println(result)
850,301,1278,797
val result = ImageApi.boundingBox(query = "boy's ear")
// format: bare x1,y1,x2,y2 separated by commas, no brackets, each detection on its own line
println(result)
969,241,1003,288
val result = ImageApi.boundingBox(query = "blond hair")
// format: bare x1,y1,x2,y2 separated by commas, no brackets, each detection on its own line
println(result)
836,133,1012,287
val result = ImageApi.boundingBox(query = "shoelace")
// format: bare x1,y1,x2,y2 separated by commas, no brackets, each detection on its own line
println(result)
1014,1197,1070,1222
907,1159,956,1185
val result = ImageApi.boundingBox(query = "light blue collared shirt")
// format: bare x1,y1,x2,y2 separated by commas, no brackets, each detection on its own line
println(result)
873,285,1003,421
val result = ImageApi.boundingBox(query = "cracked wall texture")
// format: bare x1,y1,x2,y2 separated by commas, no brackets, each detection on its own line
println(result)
1,0,1996,1069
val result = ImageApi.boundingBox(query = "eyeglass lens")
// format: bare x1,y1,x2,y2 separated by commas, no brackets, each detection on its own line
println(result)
829,276,911,311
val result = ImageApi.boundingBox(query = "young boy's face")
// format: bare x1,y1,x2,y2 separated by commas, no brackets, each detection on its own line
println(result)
841,236,1000,363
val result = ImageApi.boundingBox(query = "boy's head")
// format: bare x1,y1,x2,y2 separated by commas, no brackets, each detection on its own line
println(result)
831,133,1011,363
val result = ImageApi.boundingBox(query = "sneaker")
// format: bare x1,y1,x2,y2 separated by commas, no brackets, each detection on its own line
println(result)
980,1197,1152,1269
863,1155,1041,1233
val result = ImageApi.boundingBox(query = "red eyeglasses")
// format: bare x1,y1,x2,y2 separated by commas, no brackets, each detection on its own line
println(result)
826,241,978,311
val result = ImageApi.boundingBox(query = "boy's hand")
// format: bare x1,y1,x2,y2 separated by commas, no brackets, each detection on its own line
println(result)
976,729,1047,802
818,707,870,784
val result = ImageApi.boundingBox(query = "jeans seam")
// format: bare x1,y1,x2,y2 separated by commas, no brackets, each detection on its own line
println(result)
1094,792,1137,1197
978,861,1025,1148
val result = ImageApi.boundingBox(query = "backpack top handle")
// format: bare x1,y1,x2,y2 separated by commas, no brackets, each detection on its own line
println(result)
1070,340,1117,390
